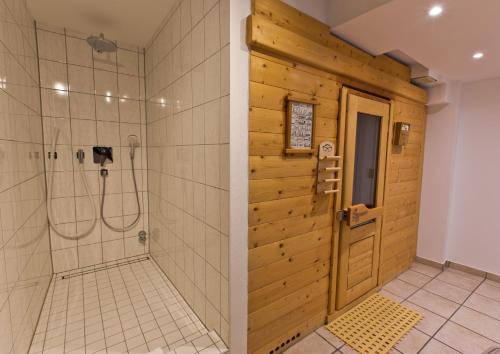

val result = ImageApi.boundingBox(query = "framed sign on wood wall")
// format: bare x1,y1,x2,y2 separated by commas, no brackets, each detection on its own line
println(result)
285,97,318,155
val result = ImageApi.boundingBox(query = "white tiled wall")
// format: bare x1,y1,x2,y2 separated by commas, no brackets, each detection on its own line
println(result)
36,24,150,273
145,0,230,344
0,0,53,353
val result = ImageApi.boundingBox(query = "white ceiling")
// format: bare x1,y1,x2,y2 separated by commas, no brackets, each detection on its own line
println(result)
330,0,500,82
27,0,177,47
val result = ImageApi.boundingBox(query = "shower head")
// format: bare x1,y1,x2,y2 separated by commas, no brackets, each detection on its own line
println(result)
86,33,117,53
127,135,140,159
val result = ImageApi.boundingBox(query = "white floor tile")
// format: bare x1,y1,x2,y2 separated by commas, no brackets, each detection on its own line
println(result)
29,257,224,354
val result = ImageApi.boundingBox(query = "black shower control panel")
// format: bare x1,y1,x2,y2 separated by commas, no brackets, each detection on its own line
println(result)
93,146,113,165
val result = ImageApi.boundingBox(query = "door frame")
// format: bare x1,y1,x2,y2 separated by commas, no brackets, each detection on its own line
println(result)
327,87,395,318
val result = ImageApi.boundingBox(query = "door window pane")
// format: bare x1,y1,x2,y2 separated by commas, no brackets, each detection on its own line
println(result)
352,113,381,207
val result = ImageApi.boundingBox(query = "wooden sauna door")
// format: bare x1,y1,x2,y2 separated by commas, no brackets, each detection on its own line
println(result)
336,91,390,310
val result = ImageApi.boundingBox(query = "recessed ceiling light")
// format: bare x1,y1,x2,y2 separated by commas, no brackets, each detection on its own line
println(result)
472,52,484,59
428,5,443,17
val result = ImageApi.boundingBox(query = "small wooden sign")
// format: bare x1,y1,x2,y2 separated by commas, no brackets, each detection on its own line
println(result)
318,141,335,160
285,97,317,154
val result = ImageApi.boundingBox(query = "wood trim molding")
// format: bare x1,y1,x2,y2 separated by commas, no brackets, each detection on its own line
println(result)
246,14,427,104
251,0,411,81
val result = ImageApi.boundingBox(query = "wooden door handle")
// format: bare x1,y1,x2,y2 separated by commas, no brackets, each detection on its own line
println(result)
346,204,383,226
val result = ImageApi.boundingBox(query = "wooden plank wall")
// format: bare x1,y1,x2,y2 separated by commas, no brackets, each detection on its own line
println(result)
248,51,341,354
247,15,425,103
379,100,427,283
252,0,411,81
247,1,427,353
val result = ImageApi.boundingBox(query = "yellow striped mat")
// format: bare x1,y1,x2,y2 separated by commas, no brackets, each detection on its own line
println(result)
326,293,422,354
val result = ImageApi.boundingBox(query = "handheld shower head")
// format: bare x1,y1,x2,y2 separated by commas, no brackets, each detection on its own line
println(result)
127,135,140,159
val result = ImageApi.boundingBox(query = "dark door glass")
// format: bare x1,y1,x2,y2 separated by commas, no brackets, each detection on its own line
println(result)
352,113,381,208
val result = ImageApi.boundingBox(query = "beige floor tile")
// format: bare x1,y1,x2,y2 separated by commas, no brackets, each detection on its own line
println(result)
476,282,500,302
394,328,429,354
436,269,484,291
423,279,472,304
451,307,500,343
419,339,460,354
286,266,496,354
410,262,442,278
435,321,497,354
315,327,345,349
398,270,432,288
379,289,404,303
448,267,485,281
284,332,335,354
465,293,500,320
339,347,401,353
485,279,500,288
383,279,419,299
338,344,358,354
402,301,447,336
407,289,460,318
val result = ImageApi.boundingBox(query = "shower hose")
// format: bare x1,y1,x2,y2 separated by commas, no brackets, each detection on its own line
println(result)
100,153,141,232
47,127,97,239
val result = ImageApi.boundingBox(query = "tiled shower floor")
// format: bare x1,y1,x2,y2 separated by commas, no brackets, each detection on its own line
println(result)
28,256,227,354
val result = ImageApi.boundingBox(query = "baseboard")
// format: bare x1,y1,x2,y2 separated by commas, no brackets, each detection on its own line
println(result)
446,261,487,278
487,272,500,283
415,256,445,270
416,256,500,283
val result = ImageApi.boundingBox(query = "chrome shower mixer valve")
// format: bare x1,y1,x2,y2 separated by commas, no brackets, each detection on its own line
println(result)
93,146,113,166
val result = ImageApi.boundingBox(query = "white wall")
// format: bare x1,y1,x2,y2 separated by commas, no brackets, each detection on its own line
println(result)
446,78,500,275
282,0,392,31
328,0,391,27
229,0,250,352
282,0,329,24
418,77,500,275
417,83,461,263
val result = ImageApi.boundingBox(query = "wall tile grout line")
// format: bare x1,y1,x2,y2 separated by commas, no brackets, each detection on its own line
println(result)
36,22,149,271
63,27,80,262
144,0,229,340
1,3,58,354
